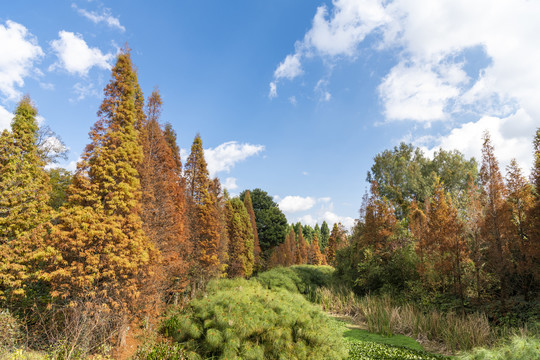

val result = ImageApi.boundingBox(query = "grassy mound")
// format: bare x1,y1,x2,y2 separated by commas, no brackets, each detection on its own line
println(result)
255,265,335,298
347,341,448,360
161,277,347,360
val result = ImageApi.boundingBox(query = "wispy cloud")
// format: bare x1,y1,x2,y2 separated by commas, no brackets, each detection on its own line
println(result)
72,4,125,32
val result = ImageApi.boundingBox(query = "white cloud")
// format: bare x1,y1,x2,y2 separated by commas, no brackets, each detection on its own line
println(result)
268,82,277,99
274,53,303,80
320,211,356,229
423,109,536,175
279,196,317,213
204,141,265,177
72,4,125,32
50,31,113,76
0,105,12,131
223,177,238,191
379,61,467,122
302,171,309,176
0,20,43,100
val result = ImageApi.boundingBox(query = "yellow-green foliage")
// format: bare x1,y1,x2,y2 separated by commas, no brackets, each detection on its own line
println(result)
162,278,347,360
255,265,335,297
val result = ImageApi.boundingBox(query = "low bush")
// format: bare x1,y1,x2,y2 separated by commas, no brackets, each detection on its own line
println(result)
458,335,540,360
161,277,347,360
255,265,335,299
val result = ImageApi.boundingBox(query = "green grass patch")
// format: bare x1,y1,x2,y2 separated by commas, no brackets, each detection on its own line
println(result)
458,335,540,360
343,328,424,352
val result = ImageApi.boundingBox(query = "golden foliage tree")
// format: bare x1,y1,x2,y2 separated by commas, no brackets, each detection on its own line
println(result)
138,89,190,302
268,228,296,268
49,50,156,317
325,223,340,266
0,97,52,302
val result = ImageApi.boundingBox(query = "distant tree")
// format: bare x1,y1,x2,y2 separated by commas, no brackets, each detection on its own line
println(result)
185,135,222,280
325,223,340,265
308,234,325,266
479,131,512,303
210,178,229,275
240,189,287,256
139,89,190,302
226,197,254,278
303,224,314,243
367,143,477,219
0,97,52,302
48,50,156,340
295,227,308,264
320,221,330,250
243,190,262,272
506,159,535,299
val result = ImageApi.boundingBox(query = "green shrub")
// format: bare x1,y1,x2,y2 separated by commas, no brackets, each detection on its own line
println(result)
458,335,540,360
255,265,335,298
162,278,347,360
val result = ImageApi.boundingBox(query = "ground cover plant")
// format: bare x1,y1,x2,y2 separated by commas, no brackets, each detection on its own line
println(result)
160,277,347,360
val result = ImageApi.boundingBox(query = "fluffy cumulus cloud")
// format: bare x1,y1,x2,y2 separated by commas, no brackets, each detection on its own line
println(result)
72,4,125,32
0,20,43,100
279,195,356,229
204,141,265,177
273,0,540,168
279,196,317,213
50,31,113,76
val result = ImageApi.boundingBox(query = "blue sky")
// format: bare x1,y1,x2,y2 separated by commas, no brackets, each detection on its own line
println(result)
1,0,539,229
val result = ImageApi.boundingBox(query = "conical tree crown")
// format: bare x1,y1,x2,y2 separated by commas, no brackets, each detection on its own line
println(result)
0,97,52,301
50,49,154,311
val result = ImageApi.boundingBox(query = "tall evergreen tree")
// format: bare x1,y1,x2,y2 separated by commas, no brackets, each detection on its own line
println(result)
529,129,540,286
295,227,308,264
49,50,156,320
320,221,330,250
0,97,52,302
326,223,340,266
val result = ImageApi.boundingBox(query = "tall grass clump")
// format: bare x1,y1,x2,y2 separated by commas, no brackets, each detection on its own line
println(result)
161,278,347,360
317,287,493,352
458,335,540,360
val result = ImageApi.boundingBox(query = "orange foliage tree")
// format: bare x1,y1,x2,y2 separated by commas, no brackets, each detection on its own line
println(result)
295,227,308,264
138,89,190,303
308,234,325,265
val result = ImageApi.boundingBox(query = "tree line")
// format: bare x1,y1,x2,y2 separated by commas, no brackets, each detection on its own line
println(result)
0,49,344,349
337,135,540,317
